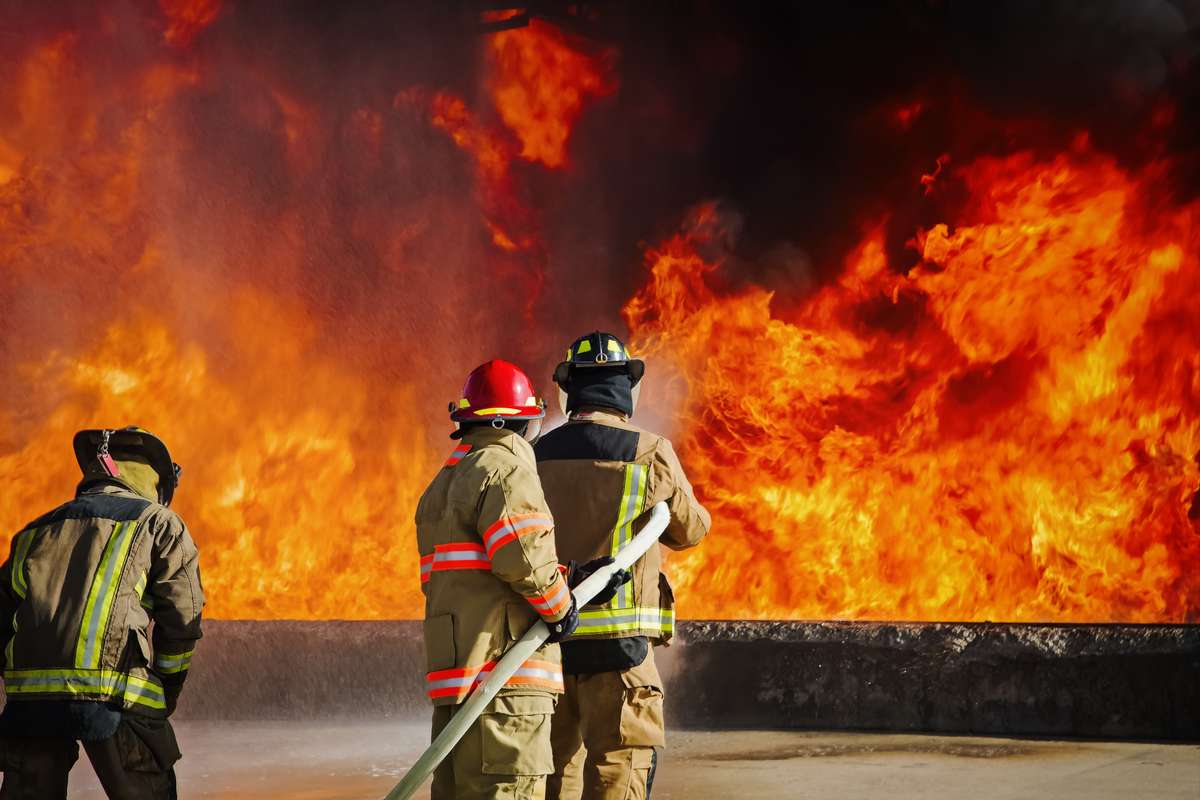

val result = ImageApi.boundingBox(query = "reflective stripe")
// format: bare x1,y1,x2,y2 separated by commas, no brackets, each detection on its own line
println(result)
575,339,592,355
609,465,647,610
155,649,193,675
426,658,563,700
483,515,553,559
4,614,16,667
10,530,35,600
445,444,472,467
75,521,138,669
527,574,571,620
3,668,166,710
420,543,490,583
573,606,675,636
135,572,153,611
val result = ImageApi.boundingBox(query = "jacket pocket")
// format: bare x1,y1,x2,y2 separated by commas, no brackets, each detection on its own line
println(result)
505,603,535,642
422,614,455,673
480,693,555,776
126,627,152,670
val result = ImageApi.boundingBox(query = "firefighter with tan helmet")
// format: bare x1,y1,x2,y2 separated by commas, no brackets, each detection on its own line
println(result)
416,360,631,800
0,427,204,799
536,332,711,800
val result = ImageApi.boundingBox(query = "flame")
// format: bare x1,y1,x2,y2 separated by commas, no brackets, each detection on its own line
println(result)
0,8,607,619
486,19,615,168
626,145,1200,622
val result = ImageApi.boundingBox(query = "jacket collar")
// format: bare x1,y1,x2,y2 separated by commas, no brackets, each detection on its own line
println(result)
76,479,152,502
569,406,629,425
459,425,536,466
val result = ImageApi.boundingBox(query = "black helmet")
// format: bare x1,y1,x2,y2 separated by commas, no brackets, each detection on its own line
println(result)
73,427,182,507
552,331,645,389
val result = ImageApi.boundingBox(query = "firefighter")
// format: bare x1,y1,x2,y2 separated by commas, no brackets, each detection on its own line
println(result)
535,332,711,800
417,360,629,800
0,427,204,800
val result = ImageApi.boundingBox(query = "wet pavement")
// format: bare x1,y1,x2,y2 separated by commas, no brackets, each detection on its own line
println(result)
64,722,1199,799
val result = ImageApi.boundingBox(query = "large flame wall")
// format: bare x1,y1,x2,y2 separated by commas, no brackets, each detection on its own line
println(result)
2,3,1198,622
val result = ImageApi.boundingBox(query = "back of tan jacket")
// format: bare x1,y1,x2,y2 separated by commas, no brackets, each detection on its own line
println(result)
0,483,204,716
415,427,572,707
535,410,710,642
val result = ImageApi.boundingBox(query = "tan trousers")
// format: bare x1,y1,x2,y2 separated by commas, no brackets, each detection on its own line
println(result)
431,691,556,800
547,648,665,800
0,718,177,800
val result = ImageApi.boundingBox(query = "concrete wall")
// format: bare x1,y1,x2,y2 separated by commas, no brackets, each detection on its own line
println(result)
7,621,1196,739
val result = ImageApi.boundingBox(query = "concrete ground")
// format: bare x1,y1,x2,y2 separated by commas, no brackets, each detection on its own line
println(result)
64,722,1199,799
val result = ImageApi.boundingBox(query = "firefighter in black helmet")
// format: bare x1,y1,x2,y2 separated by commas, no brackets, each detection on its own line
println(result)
535,332,711,800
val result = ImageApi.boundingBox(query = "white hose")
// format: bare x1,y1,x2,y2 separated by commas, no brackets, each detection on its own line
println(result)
384,500,671,800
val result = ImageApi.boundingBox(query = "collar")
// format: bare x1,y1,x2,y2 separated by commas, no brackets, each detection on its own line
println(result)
459,425,536,465
76,479,152,502
569,407,629,424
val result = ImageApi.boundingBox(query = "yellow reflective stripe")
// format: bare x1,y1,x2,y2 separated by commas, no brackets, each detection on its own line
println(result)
607,339,621,353
609,465,647,610
75,521,138,669
135,572,152,610
10,529,35,599
573,607,674,636
576,339,592,355
4,614,16,667
473,407,520,416
155,649,194,674
3,668,165,710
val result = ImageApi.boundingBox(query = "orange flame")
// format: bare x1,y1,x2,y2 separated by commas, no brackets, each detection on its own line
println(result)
486,19,615,168
626,146,1200,622
0,10,607,619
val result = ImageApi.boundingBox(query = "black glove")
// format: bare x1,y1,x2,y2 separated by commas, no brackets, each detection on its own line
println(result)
566,557,633,607
544,595,579,643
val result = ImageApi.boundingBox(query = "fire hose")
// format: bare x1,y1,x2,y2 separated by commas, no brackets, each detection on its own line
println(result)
383,500,671,800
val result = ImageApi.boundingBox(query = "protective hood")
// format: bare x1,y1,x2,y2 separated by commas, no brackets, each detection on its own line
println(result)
562,368,636,417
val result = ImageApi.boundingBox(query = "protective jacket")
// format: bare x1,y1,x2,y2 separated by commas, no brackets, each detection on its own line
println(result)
535,409,710,642
415,426,572,707
0,482,204,717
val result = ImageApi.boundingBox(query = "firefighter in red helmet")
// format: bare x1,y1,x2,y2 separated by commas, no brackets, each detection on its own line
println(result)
415,360,630,800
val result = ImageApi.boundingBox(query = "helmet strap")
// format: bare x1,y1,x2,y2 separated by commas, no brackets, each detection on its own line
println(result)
96,429,120,478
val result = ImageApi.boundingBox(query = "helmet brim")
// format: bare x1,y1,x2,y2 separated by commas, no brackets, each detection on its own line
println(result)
449,405,547,423
553,358,645,387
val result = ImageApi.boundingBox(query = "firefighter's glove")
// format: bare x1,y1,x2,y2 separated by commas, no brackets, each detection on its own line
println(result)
566,556,633,607
544,596,579,643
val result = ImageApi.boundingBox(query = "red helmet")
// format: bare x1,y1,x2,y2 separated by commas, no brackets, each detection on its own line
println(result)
449,360,546,423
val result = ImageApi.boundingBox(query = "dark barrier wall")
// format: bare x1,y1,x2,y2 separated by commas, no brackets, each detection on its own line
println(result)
4,621,1195,738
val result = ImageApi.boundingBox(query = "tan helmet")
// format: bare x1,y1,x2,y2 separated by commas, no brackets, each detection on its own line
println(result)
73,427,181,506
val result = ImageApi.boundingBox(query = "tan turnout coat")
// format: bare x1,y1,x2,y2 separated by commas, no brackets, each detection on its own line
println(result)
0,483,204,716
415,426,572,708
534,409,710,642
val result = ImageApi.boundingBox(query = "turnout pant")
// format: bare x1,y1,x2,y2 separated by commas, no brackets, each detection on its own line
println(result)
0,716,178,800
431,691,556,800
547,648,665,800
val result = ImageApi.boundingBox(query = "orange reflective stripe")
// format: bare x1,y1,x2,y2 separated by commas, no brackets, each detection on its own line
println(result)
425,658,563,700
527,574,571,620
445,444,473,467
420,543,490,583
483,514,553,559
